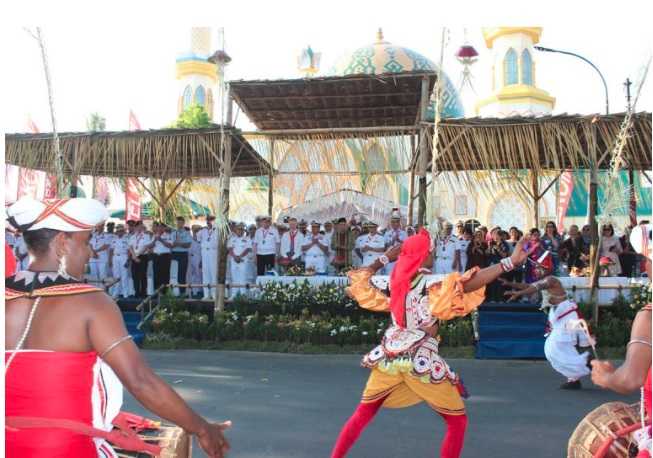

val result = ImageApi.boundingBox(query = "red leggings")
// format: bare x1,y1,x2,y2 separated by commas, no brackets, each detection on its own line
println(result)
331,396,467,458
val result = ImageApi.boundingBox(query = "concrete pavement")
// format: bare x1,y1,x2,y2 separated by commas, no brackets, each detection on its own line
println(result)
123,350,637,457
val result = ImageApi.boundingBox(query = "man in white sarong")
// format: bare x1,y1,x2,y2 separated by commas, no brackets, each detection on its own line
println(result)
502,275,591,389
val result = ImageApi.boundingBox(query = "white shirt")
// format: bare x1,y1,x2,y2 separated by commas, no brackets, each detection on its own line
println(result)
302,233,327,258
14,235,28,257
111,235,131,257
455,239,471,271
5,231,16,248
384,228,407,248
280,230,304,260
254,227,280,255
361,233,385,266
199,226,218,251
90,232,111,262
152,232,173,255
228,235,253,258
436,235,458,261
189,237,202,261
129,232,152,256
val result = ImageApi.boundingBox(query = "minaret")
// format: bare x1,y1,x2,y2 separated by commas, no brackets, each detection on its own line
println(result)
476,27,555,117
176,27,218,119
297,45,321,77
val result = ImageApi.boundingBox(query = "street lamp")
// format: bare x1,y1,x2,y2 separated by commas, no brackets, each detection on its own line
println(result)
534,46,609,115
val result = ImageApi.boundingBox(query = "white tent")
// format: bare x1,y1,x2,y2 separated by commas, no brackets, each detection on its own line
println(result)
277,189,408,228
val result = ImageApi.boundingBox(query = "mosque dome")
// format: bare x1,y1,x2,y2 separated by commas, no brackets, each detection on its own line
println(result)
328,29,464,119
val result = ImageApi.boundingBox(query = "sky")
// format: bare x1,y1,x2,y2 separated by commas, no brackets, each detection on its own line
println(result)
2,2,652,135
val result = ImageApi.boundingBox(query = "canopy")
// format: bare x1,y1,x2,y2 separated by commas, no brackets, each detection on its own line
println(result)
276,189,409,228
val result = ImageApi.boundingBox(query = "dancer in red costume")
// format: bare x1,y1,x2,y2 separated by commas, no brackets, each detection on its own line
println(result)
591,224,652,457
331,228,528,458
5,197,231,458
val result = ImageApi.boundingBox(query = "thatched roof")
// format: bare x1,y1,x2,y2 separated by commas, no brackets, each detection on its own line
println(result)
242,112,652,172
429,112,652,171
229,72,437,130
4,126,271,179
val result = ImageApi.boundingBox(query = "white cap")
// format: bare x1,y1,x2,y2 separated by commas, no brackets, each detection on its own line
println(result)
7,198,108,232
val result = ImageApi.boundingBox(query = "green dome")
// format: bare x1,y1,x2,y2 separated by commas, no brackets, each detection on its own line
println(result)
328,29,464,119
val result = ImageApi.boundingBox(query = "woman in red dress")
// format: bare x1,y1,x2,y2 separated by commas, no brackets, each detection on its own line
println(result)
5,197,231,457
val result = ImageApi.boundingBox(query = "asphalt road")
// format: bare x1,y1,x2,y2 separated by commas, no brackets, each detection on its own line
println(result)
123,350,637,458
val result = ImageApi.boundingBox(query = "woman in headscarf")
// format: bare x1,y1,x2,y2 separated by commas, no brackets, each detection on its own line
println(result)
5,198,231,458
331,229,528,458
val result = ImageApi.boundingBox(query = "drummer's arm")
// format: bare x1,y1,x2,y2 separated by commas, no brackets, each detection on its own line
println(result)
88,294,214,436
592,310,651,394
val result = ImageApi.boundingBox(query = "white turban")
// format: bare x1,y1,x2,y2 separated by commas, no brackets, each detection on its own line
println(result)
7,198,109,232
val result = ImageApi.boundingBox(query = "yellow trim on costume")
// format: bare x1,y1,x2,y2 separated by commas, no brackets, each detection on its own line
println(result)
482,27,542,48
176,61,218,82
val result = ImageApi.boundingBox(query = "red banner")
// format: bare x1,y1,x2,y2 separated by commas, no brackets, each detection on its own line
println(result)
556,171,574,233
43,174,57,199
126,110,142,220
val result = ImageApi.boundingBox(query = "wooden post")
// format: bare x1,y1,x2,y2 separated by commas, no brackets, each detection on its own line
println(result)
588,122,600,325
408,134,416,225
531,169,540,228
628,168,637,226
215,95,234,313
417,76,429,227
268,139,275,218
158,179,167,222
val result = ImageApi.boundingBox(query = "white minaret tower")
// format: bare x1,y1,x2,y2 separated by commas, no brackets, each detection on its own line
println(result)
176,27,218,119
476,27,555,117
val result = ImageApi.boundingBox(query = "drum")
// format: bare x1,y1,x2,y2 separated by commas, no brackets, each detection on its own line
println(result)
568,401,641,458
113,425,191,458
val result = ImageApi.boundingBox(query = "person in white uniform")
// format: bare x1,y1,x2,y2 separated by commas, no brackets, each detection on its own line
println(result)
199,215,218,300
434,222,458,274
128,221,152,298
301,221,329,273
254,216,280,275
246,225,257,283
109,224,131,299
503,274,591,389
89,223,111,281
13,231,30,270
227,223,253,297
453,226,472,273
360,221,386,267
188,225,203,298
323,221,335,274
383,215,407,275
279,217,304,271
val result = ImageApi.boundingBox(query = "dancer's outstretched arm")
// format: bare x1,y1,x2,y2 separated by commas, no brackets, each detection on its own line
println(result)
462,238,528,293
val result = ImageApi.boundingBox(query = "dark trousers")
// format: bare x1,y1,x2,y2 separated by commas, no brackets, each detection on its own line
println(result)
172,252,189,293
131,254,149,297
153,253,172,293
257,254,276,276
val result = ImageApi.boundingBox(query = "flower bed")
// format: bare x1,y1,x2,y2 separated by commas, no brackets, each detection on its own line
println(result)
146,280,648,352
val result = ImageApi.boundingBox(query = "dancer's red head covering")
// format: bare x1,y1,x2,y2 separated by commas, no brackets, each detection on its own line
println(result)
389,228,432,328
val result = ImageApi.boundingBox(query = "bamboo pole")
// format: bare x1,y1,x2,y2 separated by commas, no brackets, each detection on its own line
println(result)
408,134,416,225
588,123,600,324
531,169,540,228
417,76,430,227
268,139,275,217
215,91,233,313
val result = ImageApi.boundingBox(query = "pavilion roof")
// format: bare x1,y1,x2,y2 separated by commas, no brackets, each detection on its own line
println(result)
229,71,437,130
4,126,271,179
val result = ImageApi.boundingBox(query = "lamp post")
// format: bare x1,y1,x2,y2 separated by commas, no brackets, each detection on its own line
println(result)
534,46,609,314
534,46,609,115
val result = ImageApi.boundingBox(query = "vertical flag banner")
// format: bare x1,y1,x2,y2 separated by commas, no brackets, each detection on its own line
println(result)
94,177,110,205
126,110,142,220
556,171,574,233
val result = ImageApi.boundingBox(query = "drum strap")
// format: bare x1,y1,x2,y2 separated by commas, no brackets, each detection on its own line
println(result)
6,413,163,456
